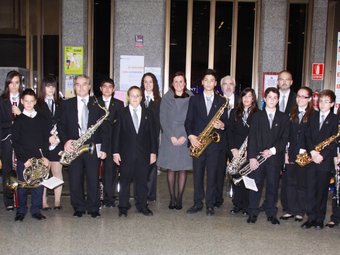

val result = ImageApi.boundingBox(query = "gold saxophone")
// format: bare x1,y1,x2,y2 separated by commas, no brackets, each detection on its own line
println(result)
6,157,50,190
226,137,248,175
190,98,229,158
295,124,340,167
59,98,109,166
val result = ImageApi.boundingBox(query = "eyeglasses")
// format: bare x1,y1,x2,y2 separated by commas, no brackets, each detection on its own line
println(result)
296,95,310,99
319,100,332,104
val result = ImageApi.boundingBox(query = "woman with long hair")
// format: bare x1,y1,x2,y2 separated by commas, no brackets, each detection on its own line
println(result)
36,76,64,210
157,72,193,209
140,72,161,201
228,88,258,215
280,86,315,222
0,70,23,211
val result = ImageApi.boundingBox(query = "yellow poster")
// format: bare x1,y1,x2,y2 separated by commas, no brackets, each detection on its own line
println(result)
64,46,83,74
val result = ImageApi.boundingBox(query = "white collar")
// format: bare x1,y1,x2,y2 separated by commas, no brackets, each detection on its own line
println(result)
23,109,37,118
77,95,90,103
145,93,154,101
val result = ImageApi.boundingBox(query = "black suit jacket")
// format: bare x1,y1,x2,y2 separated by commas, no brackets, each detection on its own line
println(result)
276,90,296,114
228,108,252,150
35,100,62,131
58,96,110,153
185,93,228,151
142,98,161,137
113,106,157,164
305,111,338,160
0,97,23,139
248,110,289,166
98,96,124,155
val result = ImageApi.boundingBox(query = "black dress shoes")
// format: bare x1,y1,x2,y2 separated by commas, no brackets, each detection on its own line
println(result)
267,216,280,225
32,213,46,220
315,221,324,229
247,215,257,223
279,214,294,220
230,206,242,214
206,207,215,216
301,220,316,229
139,207,153,216
73,211,85,217
15,213,25,221
186,205,203,214
89,211,101,218
325,221,339,228
119,208,128,217
42,207,52,211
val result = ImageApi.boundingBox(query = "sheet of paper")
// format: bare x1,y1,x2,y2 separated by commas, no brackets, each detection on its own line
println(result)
96,144,101,158
243,176,258,192
41,177,64,190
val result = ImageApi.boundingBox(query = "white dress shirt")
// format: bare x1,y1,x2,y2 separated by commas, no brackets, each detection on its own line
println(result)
129,104,142,128
77,95,90,135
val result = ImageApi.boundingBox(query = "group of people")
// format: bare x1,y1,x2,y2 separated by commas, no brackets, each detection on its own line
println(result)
0,69,339,230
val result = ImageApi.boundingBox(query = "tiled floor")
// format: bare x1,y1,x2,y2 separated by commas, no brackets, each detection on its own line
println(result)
1,171,340,255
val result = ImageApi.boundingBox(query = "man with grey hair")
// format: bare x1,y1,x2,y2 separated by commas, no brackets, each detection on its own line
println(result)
215,75,239,208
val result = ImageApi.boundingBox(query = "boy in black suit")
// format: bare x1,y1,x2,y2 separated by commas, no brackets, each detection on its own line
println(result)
301,89,338,229
247,87,289,224
185,69,228,216
98,79,124,208
59,75,109,218
12,89,50,221
113,86,157,217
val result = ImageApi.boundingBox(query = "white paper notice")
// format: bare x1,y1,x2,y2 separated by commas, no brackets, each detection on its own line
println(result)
120,55,144,90
242,176,258,192
42,177,64,190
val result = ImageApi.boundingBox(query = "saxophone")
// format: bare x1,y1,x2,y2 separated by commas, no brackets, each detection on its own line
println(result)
295,125,340,167
6,157,50,190
190,98,229,158
226,137,248,175
59,98,109,166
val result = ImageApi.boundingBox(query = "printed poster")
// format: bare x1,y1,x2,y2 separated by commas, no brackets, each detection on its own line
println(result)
64,46,83,75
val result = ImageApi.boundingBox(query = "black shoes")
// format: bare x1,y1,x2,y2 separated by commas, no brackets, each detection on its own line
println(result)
6,205,14,211
32,213,46,220
206,207,215,216
280,214,294,220
294,215,303,222
73,211,85,217
230,206,242,214
138,207,153,216
315,221,324,230
325,221,339,228
119,208,128,217
168,201,176,210
89,211,101,218
247,215,258,223
186,205,203,214
267,216,280,225
15,213,25,221
42,207,52,211
301,220,316,229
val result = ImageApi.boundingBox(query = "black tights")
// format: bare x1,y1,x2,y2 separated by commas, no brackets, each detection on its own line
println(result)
167,170,187,205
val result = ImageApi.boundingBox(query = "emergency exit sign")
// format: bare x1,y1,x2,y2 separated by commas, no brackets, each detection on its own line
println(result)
312,63,324,80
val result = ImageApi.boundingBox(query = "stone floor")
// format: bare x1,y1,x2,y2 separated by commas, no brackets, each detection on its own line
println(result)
0,171,340,255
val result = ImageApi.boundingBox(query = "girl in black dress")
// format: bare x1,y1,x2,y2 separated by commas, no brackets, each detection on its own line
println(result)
0,70,23,211
228,88,258,215
36,76,63,210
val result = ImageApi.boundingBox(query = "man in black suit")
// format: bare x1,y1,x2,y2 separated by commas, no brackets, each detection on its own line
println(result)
185,69,228,216
301,90,338,229
217,75,240,207
247,87,289,225
113,86,157,217
277,70,297,213
98,79,124,208
59,75,109,218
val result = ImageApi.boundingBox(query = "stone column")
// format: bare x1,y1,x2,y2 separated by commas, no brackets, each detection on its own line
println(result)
113,0,166,91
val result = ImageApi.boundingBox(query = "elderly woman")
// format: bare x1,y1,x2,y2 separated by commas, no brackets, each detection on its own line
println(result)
157,72,193,210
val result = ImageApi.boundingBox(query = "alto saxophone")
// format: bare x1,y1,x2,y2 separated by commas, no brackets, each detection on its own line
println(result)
295,125,340,167
190,98,229,158
226,137,248,175
6,157,50,190
59,98,109,166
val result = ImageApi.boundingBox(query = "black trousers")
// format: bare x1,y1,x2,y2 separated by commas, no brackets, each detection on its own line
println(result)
248,161,281,217
192,149,220,208
330,199,340,223
280,169,288,211
306,163,331,222
215,151,227,205
102,153,117,206
285,163,307,216
68,153,100,213
119,158,149,211
1,138,14,207
231,180,249,210
147,163,157,201
16,161,43,215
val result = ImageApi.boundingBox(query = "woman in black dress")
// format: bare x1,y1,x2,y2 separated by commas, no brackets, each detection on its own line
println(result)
36,76,63,210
